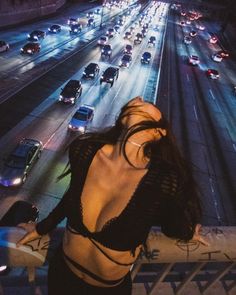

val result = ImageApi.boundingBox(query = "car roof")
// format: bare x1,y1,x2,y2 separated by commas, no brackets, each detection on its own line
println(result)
143,51,151,56
105,67,118,73
86,62,98,68
66,80,81,86
13,140,39,157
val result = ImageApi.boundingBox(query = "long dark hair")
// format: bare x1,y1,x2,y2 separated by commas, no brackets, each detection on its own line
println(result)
60,100,202,239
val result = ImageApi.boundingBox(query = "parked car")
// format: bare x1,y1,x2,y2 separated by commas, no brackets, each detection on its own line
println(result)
101,44,112,58
0,40,9,52
206,69,220,79
27,30,46,41
48,24,61,33
59,80,82,104
124,44,133,55
189,55,200,65
69,24,82,34
68,105,95,133
97,36,108,46
0,138,43,187
20,42,40,54
119,54,132,68
141,51,151,64
100,67,119,87
83,63,100,79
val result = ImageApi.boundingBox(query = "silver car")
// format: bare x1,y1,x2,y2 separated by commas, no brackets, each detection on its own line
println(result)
0,138,43,187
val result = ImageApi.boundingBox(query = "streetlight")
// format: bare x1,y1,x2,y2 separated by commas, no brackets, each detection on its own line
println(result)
100,0,106,29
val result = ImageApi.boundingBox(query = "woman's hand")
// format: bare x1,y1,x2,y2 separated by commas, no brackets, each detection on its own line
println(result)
192,224,209,246
16,222,41,247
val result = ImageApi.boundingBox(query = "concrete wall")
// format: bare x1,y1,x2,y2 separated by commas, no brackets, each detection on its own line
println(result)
0,0,66,28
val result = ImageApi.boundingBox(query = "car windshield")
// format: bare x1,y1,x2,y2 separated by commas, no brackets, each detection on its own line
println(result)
122,55,131,61
101,37,107,41
74,112,88,121
5,155,26,169
144,53,151,58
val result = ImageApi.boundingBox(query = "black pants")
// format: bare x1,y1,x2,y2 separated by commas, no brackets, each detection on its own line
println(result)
48,247,132,295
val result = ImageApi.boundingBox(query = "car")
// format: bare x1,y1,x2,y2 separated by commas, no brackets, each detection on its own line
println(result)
134,33,143,44
123,31,132,39
124,44,133,55
206,69,220,79
87,11,94,18
189,30,197,37
20,42,40,54
69,24,82,34
141,28,148,37
180,21,185,26
141,51,151,64
100,67,119,87
95,8,101,14
209,35,217,44
119,54,132,68
212,53,223,62
27,30,46,41
113,25,121,34
218,50,229,58
68,17,79,26
106,28,115,38
48,24,61,33
197,24,205,31
0,40,9,52
97,36,108,46
101,44,112,58
83,63,100,79
87,18,95,27
0,138,43,187
184,36,192,44
59,80,82,104
189,55,200,65
68,105,95,133
148,36,156,46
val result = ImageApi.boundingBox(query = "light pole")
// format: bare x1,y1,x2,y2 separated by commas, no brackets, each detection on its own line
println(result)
100,1,105,29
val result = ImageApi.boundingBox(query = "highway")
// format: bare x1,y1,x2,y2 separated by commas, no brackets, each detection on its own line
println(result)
0,0,235,228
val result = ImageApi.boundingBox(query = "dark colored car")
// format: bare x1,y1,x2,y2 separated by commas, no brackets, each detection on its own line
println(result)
27,30,46,41
59,80,82,104
134,33,143,44
101,44,112,58
20,42,40,54
0,138,43,187
124,44,133,55
141,28,148,37
69,24,82,34
48,24,61,33
106,28,115,38
87,11,94,18
119,54,132,68
123,31,132,39
206,69,220,79
148,36,156,46
0,40,9,52
141,51,151,64
68,17,79,26
87,18,95,27
100,67,119,87
83,63,100,79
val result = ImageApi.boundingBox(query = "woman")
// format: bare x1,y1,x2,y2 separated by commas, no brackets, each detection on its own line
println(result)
17,97,205,294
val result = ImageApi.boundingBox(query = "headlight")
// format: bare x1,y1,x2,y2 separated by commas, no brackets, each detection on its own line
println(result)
27,34,30,38
74,29,78,32
59,95,63,101
78,126,85,133
53,30,56,32
101,76,104,79
102,49,104,53
12,177,22,185
109,78,113,81
83,71,86,75
147,58,150,61
108,51,111,54
21,48,23,51
48,28,50,31
119,61,122,65
27,50,32,53
89,73,94,76
68,124,73,129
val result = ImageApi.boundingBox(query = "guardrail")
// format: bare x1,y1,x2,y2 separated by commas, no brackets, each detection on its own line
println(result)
0,226,236,294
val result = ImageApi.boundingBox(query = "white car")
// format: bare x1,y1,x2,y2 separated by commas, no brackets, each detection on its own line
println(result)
212,53,222,62
189,55,200,65
0,40,9,52
68,105,95,133
97,36,108,46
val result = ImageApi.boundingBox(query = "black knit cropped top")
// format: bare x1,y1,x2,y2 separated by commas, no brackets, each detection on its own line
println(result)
36,140,197,252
